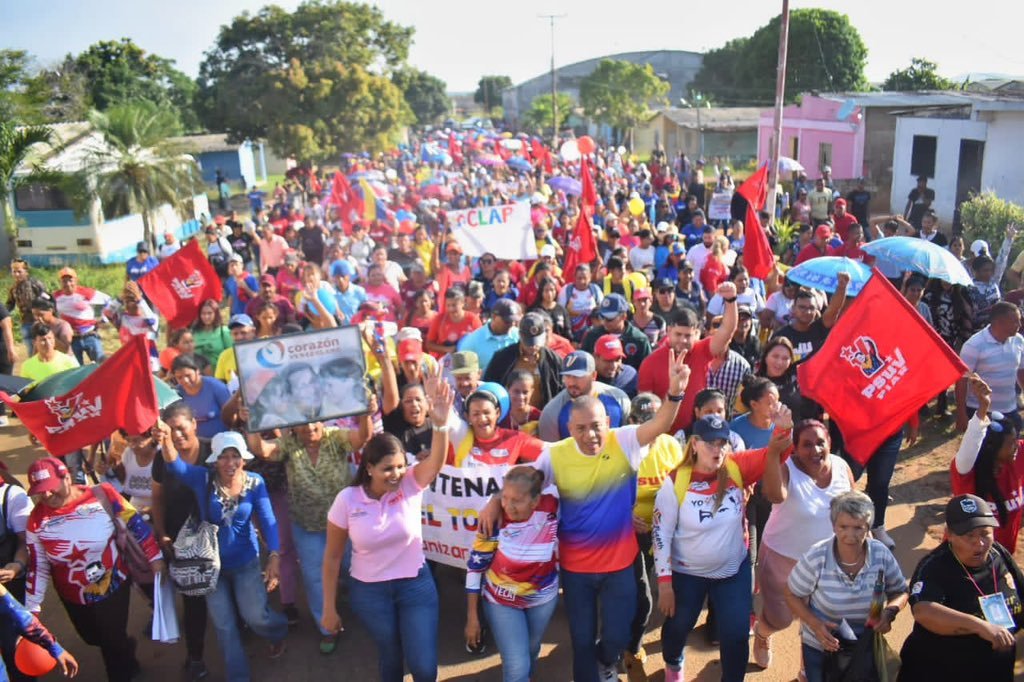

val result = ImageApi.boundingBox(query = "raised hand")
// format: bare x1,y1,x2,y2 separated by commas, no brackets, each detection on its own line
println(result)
716,281,738,300
429,377,454,427
667,349,692,396
770,403,794,430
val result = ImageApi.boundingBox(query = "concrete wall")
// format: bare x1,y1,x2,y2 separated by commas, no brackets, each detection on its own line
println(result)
891,116,988,223
979,110,1024,206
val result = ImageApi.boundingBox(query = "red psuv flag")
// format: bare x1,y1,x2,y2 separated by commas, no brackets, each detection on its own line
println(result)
138,239,222,329
580,155,598,215
562,208,598,277
735,163,774,280
1,336,160,456
797,271,967,464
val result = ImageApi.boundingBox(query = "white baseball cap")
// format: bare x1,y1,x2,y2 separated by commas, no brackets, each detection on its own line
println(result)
206,431,255,463
970,239,990,257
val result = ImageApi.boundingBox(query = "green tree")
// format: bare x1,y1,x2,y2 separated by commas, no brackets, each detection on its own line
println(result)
882,58,954,91
474,75,512,115
22,56,92,124
393,68,450,125
69,101,202,248
0,121,61,242
0,49,42,123
197,1,415,159
580,60,670,140
693,9,869,104
72,39,199,130
521,93,573,134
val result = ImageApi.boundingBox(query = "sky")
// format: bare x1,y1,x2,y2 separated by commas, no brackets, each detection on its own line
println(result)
4,0,1023,93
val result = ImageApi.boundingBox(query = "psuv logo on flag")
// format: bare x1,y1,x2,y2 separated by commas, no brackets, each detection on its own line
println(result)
43,393,103,434
171,270,206,300
839,335,908,400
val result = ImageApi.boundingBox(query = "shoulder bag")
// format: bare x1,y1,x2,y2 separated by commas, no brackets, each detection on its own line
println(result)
168,476,221,596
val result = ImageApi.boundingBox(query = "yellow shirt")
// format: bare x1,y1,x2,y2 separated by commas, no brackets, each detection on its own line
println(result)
214,347,237,384
20,351,79,385
415,242,435,277
633,434,684,524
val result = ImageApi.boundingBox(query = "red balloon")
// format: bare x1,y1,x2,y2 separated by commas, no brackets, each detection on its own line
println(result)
577,135,596,155
15,638,56,677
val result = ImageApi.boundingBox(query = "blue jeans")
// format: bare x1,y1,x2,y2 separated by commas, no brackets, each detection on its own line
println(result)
71,333,104,365
20,323,32,356
290,523,329,635
348,563,438,682
843,429,903,529
802,643,826,682
483,596,559,682
661,556,753,682
561,564,637,682
206,558,288,682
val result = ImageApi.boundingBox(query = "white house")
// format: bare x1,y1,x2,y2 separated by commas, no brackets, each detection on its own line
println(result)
890,94,1024,227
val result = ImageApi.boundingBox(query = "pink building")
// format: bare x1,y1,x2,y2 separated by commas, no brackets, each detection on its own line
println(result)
757,92,976,215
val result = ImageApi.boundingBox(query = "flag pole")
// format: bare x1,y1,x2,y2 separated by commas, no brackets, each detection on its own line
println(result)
765,0,790,229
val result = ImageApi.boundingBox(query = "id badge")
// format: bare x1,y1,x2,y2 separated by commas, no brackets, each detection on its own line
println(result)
979,593,1016,629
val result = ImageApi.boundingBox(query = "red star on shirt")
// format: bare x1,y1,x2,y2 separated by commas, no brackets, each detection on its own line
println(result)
65,543,88,567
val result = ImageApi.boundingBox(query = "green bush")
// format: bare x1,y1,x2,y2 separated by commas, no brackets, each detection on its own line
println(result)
959,192,1024,262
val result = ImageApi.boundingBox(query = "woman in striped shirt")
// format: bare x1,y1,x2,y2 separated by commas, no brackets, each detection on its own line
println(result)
465,466,559,682
785,491,907,682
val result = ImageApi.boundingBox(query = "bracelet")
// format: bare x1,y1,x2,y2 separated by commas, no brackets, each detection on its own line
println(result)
432,423,450,433
722,296,738,304
667,393,684,403
267,551,281,559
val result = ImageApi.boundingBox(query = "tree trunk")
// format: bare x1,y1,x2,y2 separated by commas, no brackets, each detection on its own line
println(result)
141,210,154,254
2,196,18,261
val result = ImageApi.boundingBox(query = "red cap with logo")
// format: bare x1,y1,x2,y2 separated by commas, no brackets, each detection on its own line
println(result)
398,338,423,363
594,334,626,361
27,457,69,496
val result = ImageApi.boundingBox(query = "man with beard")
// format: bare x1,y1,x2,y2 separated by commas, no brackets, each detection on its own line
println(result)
538,350,632,441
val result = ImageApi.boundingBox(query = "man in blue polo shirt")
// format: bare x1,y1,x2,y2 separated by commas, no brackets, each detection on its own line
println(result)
457,299,521,373
537,350,632,441
330,259,367,323
126,241,159,282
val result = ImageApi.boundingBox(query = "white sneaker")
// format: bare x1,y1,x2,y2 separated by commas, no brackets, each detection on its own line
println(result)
0,415,8,427
872,527,896,550
597,658,620,681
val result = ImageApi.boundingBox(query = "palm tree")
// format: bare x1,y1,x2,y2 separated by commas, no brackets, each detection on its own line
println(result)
72,101,202,249
0,121,59,242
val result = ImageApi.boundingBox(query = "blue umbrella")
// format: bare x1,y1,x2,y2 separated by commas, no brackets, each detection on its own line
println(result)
787,257,873,295
861,236,972,286
546,176,582,196
507,157,532,173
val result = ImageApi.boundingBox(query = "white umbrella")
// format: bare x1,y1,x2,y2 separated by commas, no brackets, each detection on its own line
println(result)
777,156,805,173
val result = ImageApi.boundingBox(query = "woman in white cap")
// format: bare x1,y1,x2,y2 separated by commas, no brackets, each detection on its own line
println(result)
967,223,1016,331
153,426,288,680
653,407,793,682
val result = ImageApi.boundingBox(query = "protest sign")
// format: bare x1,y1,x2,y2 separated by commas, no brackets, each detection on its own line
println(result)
708,192,734,221
235,326,368,431
421,464,506,568
448,202,537,260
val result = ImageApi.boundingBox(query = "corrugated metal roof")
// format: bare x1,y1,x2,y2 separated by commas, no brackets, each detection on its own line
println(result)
656,107,762,130
169,133,241,153
819,90,1024,108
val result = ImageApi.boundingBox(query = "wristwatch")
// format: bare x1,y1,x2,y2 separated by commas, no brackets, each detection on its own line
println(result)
722,296,738,304
667,393,685,403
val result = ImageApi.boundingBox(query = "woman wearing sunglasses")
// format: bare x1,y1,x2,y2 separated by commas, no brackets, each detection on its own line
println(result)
951,375,1024,552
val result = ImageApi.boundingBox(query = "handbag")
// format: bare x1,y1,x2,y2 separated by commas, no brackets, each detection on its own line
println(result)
168,477,221,596
92,485,156,587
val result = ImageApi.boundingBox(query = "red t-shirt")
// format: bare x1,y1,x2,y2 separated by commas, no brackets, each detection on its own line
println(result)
950,442,1024,552
700,258,730,295
795,242,839,265
426,312,482,354
832,213,859,241
447,428,544,466
637,337,714,433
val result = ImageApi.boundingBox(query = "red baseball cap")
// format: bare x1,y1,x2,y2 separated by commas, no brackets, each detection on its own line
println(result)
815,224,833,239
27,457,69,496
398,338,423,362
594,334,626,361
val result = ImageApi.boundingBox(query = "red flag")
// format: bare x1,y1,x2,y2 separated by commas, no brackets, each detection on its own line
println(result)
448,132,463,166
580,155,598,215
138,239,222,329
797,272,967,464
1,336,159,456
736,164,774,280
563,208,599,277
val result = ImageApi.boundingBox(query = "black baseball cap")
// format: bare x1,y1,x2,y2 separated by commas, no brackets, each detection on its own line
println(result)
946,494,999,535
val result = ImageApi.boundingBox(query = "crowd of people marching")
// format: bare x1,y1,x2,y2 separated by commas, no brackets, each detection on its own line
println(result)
1,133,1023,682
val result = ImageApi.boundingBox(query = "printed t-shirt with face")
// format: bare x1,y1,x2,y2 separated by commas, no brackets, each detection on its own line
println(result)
426,312,482,349
447,421,544,467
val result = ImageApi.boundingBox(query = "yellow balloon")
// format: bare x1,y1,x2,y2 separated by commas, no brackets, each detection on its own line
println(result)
628,197,645,216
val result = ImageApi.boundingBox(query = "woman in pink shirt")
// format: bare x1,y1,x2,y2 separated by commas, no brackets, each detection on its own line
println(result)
321,369,452,682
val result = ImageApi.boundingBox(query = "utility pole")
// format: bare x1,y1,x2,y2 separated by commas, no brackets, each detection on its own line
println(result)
766,0,790,227
539,13,566,148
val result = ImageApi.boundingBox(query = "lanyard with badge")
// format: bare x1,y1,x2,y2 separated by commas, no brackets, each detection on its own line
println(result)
956,550,1016,629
